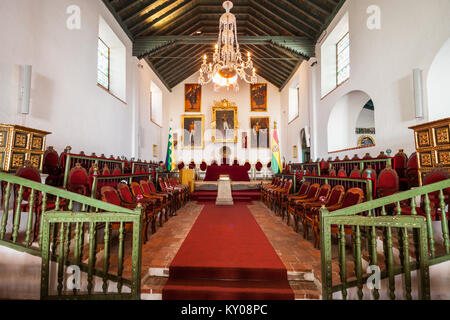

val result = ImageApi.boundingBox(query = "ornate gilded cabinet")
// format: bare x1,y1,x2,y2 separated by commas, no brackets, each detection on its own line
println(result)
409,117,450,185
0,124,51,172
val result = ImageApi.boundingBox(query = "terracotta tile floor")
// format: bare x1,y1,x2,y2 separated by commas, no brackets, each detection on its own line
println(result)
139,201,324,299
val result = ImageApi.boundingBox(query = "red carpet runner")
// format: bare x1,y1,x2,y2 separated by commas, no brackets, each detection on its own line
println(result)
163,204,294,300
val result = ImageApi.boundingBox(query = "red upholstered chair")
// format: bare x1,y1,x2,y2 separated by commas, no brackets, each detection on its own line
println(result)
352,154,360,160
406,152,419,188
291,184,331,231
101,164,110,176
117,183,157,241
303,185,345,242
14,161,66,242
112,164,122,175
363,153,372,160
255,161,263,172
233,159,239,166
394,149,408,190
159,177,182,209
400,169,450,221
262,177,283,205
178,162,185,170
272,179,293,216
189,161,196,170
43,146,62,187
362,165,377,181
68,163,90,196
131,182,168,227
200,161,207,171
244,161,251,172
377,166,399,198
337,167,348,177
287,183,320,222
312,188,365,248
140,180,175,215
349,166,361,178
287,181,311,201
329,168,337,177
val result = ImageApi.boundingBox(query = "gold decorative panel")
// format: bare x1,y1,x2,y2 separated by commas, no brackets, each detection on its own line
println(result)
0,131,7,148
435,126,450,146
31,136,43,150
420,152,433,167
14,132,28,149
437,150,450,166
11,153,26,169
410,118,450,185
30,154,42,168
0,124,51,172
417,130,431,148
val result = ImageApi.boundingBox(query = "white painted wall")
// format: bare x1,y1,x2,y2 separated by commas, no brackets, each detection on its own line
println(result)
286,0,450,161
166,72,284,166
283,61,311,163
0,0,167,161
427,38,450,121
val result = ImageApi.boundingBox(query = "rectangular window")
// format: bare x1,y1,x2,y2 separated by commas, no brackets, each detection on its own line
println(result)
336,32,350,86
288,84,300,123
97,38,110,90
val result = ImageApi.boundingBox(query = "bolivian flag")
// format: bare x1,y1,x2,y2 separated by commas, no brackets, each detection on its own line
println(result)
271,122,282,174
165,127,176,171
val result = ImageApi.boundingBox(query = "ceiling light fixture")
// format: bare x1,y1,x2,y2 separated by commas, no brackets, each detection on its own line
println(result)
198,1,257,91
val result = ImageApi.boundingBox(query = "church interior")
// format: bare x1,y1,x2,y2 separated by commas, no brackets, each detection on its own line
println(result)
1,0,450,304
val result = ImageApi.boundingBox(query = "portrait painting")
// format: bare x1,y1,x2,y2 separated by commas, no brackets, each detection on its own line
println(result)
212,100,238,143
181,115,204,149
250,117,270,149
185,84,202,112
250,83,267,112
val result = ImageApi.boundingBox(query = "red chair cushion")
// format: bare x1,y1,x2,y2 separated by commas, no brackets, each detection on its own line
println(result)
104,190,121,206
342,193,361,208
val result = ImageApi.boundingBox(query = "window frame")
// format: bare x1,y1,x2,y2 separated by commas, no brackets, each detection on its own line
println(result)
336,32,350,86
288,85,300,124
97,37,110,91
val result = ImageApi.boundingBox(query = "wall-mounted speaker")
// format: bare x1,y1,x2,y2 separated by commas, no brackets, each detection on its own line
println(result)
21,65,32,114
413,68,424,119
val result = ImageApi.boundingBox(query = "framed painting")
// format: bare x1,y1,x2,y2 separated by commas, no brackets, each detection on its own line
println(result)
212,99,238,143
250,83,267,112
242,132,248,149
173,132,178,149
293,145,298,159
357,135,375,147
250,117,270,149
185,84,202,112
181,115,205,149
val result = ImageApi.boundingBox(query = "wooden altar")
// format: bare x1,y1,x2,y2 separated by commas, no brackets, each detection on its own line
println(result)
409,117,450,185
0,124,51,172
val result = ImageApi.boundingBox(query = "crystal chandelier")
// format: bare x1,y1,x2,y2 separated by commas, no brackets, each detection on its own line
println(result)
199,1,257,91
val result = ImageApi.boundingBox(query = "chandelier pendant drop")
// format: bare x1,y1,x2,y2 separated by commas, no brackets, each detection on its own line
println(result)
199,1,257,91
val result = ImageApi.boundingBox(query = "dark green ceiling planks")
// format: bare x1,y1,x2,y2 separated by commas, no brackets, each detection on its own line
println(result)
103,0,346,90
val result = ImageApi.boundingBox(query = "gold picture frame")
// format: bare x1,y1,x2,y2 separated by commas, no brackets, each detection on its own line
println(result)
293,145,298,159
184,84,202,112
181,115,205,149
250,83,267,112
357,135,375,147
250,117,270,149
211,99,238,144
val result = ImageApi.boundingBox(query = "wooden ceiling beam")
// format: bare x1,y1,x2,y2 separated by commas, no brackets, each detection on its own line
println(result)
242,44,295,75
280,0,324,26
157,45,206,74
248,0,306,37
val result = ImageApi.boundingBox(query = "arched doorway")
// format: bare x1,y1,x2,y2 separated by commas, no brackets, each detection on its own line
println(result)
327,90,375,152
427,38,450,121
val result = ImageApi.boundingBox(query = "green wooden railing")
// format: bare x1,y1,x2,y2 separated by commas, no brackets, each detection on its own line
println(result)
62,154,126,188
328,158,393,176
291,162,321,176
130,161,157,174
320,179,450,300
0,172,143,300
